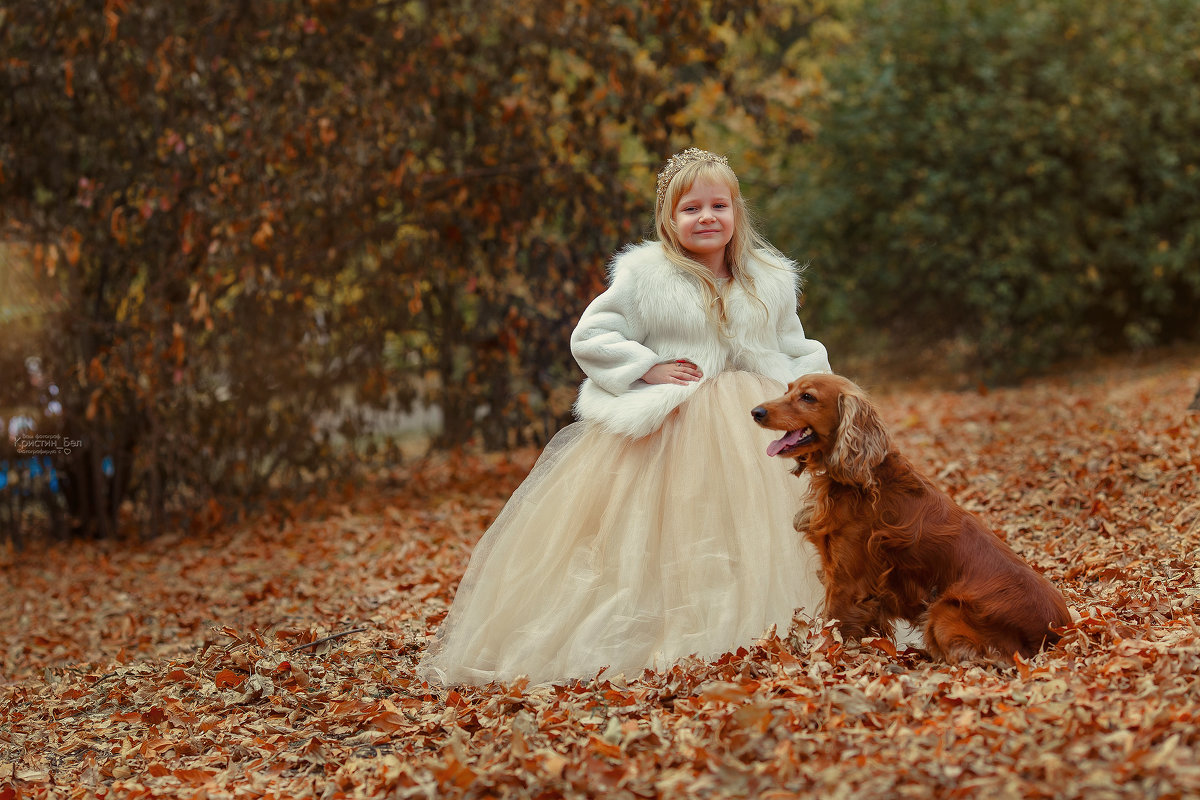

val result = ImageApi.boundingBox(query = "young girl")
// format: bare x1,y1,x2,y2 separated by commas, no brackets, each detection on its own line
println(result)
417,148,830,686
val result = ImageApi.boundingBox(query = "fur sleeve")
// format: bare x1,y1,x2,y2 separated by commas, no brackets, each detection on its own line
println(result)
570,274,662,396
777,311,831,377
756,248,832,378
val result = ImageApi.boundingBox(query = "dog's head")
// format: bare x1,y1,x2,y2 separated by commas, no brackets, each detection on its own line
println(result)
751,373,891,486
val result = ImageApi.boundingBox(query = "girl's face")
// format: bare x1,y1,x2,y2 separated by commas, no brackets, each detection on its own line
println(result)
672,177,736,265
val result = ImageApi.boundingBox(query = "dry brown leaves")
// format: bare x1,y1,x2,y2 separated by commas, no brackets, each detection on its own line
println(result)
2,354,1200,799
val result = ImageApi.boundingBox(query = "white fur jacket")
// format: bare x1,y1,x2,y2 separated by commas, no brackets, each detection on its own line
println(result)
570,241,831,438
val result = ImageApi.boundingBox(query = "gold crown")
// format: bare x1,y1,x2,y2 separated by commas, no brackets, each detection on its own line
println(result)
655,148,730,213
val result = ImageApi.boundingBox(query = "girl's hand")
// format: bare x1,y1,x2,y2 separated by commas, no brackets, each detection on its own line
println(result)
642,359,703,385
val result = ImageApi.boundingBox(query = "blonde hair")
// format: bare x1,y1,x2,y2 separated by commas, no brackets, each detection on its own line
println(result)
654,157,783,326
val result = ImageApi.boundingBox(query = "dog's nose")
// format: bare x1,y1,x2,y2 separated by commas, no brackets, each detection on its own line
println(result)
751,406,767,422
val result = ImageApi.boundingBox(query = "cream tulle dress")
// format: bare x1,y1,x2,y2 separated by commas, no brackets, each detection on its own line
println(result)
416,369,824,686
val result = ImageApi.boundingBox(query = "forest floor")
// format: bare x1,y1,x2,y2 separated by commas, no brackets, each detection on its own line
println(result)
3,351,1200,799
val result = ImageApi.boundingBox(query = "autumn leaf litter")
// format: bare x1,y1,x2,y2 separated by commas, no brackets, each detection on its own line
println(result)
3,358,1200,799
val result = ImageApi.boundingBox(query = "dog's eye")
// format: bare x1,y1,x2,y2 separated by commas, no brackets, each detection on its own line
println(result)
801,392,817,404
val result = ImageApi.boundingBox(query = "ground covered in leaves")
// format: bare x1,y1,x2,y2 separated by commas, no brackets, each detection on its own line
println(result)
3,354,1200,799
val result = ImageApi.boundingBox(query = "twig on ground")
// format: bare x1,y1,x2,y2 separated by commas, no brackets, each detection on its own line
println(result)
287,627,368,653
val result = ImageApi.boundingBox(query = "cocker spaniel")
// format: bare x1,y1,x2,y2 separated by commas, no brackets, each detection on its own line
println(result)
752,374,1071,664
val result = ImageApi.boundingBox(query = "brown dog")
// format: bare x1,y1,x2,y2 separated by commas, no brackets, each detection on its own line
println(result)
751,373,1071,664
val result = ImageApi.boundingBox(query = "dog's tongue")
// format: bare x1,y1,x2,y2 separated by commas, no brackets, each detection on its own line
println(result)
766,429,805,457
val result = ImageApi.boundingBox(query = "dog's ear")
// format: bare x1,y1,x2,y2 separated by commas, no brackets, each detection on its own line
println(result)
827,390,891,486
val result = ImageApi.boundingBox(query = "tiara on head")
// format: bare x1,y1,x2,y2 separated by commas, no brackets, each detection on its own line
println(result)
655,148,731,212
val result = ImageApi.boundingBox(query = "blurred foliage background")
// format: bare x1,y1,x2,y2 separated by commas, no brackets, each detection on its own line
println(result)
1,0,1197,542
768,0,1200,380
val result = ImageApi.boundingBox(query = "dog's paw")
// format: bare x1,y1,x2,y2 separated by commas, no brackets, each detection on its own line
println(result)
792,506,812,535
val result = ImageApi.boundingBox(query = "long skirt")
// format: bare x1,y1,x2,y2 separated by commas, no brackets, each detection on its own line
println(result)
416,370,824,686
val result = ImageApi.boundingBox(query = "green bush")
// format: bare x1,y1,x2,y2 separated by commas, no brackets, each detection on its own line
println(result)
773,0,1200,381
